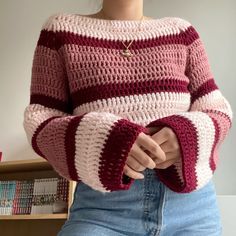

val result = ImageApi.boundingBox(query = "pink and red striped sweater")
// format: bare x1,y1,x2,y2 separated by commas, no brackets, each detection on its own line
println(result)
23,12,233,193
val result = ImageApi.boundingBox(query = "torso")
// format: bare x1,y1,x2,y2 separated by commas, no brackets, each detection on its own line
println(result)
40,13,195,126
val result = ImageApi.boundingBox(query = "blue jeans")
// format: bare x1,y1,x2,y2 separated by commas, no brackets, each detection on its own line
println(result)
57,168,222,236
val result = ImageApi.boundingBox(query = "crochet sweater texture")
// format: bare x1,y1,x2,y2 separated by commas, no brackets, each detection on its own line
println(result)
23,12,233,193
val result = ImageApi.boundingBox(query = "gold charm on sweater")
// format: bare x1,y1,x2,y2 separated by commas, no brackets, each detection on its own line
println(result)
99,8,144,58
120,16,144,57
121,48,133,57
121,40,134,57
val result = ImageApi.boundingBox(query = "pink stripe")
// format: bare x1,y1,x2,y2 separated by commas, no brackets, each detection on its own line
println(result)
206,110,232,170
30,47,68,98
31,116,61,159
35,116,74,179
204,109,232,128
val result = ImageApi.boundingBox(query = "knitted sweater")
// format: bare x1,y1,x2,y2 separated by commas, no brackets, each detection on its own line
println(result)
23,12,233,193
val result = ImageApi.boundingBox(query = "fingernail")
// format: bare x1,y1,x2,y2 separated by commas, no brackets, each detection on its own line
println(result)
149,163,155,169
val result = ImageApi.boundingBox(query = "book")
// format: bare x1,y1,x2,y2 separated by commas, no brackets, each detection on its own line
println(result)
0,177,69,215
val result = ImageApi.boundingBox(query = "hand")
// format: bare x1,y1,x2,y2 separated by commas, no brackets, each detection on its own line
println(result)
145,126,181,169
123,132,166,180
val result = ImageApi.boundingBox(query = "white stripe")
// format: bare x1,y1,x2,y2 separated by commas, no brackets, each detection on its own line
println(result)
23,104,68,144
73,92,191,126
41,12,192,41
74,111,122,192
191,89,232,119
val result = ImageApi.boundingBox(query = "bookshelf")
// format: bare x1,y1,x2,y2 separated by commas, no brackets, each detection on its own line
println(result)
0,158,77,236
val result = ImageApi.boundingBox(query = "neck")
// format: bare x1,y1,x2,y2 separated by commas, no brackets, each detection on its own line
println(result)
98,0,144,20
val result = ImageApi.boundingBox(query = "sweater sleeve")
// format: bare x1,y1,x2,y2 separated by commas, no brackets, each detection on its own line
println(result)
145,23,233,193
23,15,147,193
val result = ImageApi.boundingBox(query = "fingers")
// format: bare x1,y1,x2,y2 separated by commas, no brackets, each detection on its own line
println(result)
155,158,177,169
149,151,179,161
136,132,166,163
150,127,168,145
126,154,146,172
160,139,180,153
129,142,156,169
151,127,178,153
146,126,163,135
123,164,144,179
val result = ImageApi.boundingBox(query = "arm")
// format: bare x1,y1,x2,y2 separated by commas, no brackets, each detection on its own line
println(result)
23,14,147,193
145,22,233,193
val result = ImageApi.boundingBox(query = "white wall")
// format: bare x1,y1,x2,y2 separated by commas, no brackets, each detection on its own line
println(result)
0,0,235,234
217,196,236,236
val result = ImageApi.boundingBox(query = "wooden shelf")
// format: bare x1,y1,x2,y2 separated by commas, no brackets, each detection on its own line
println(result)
0,158,52,173
0,213,68,220
0,158,77,236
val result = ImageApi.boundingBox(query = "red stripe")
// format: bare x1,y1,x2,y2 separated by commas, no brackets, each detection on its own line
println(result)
30,94,73,114
99,119,146,191
65,116,84,181
190,78,219,104
38,26,199,51
203,109,232,127
37,29,61,50
146,115,198,192
71,79,189,109
31,116,61,160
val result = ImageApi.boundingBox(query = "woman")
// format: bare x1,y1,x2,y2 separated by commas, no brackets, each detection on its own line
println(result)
23,0,233,235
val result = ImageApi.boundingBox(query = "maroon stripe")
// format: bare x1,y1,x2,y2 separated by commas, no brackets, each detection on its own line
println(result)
38,26,199,51
146,115,198,193
64,116,84,181
30,94,73,114
71,79,189,109
209,117,220,171
38,29,61,50
203,109,232,128
190,78,219,104
99,119,146,191
31,116,61,160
